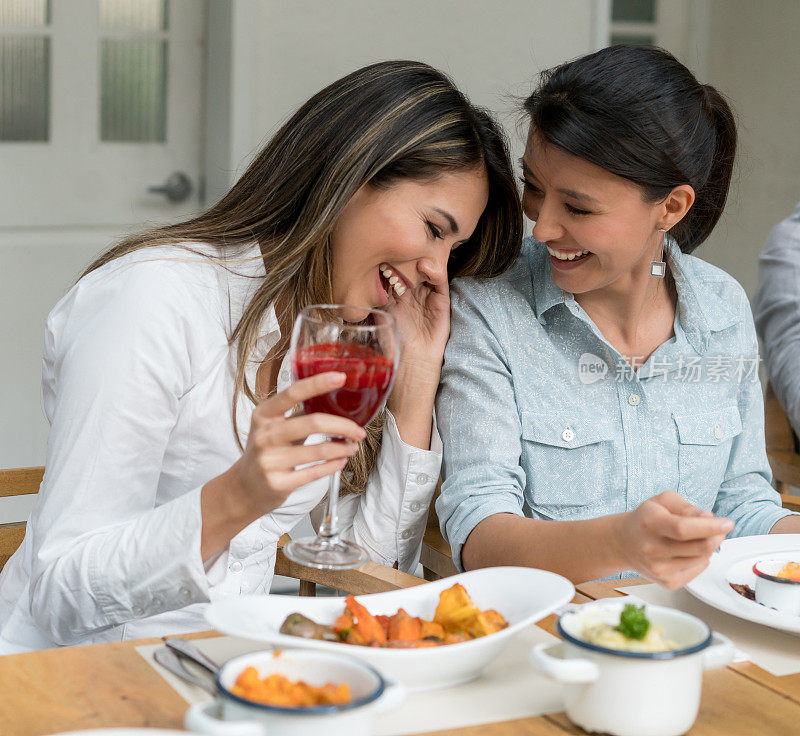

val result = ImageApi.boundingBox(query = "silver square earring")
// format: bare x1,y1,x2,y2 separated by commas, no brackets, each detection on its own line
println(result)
651,228,667,278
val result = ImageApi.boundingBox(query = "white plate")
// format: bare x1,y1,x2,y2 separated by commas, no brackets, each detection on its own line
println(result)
685,535,800,636
206,566,574,691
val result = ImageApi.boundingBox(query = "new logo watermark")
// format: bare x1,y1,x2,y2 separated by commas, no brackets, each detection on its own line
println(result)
578,352,608,385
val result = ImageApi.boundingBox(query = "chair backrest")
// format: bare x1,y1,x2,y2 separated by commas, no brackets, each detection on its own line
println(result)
0,467,44,573
764,384,800,507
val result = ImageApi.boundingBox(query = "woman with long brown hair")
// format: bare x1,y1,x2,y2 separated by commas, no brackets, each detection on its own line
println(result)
0,60,522,652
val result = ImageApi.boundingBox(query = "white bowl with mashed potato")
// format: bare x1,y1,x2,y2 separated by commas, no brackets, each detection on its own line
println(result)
529,601,733,736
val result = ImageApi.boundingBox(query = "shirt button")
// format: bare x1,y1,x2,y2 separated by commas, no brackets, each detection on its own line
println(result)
279,368,290,383
152,595,164,609
628,394,641,407
133,606,144,617
410,501,423,512
415,473,429,485
714,426,724,440
179,587,192,600
230,560,243,573
561,428,575,442
401,529,413,540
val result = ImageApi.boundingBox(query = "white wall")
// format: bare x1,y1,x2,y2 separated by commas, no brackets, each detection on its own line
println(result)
701,0,800,296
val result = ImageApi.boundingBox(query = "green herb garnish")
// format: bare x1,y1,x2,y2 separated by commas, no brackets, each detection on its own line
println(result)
615,604,650,640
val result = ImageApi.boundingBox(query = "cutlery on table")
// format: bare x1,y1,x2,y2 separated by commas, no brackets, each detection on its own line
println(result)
153,646,216,695
165,637,221,676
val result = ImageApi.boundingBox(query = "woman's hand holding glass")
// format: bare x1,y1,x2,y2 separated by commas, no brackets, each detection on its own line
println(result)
229,373,366,515
616,491,734,590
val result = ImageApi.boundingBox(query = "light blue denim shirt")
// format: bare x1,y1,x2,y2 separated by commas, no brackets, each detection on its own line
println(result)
436,236,795,571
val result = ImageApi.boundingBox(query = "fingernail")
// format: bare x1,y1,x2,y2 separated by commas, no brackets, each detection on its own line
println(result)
328,372,346,384
720,519,734,532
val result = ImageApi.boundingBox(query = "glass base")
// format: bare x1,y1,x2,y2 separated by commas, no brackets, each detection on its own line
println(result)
283,536,369,570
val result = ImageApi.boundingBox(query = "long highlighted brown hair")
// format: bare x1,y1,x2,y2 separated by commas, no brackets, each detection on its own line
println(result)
83,60,523,493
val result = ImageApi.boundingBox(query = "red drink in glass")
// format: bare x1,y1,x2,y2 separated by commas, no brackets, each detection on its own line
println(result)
292,342,395,427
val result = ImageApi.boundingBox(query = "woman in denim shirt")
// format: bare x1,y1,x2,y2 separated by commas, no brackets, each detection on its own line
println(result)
436,46,800,589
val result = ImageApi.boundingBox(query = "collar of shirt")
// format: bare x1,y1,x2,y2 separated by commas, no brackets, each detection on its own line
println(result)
528,236,741,358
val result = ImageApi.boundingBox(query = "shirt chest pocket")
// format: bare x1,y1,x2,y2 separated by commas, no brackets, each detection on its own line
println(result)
673,405,743,508
520,411,619,519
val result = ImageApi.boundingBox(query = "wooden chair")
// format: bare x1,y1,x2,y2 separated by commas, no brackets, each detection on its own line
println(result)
0,466,44,573
764,382,800,511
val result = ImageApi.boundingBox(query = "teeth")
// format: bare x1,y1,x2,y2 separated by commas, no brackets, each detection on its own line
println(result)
379,264,407,296
546,246,590,261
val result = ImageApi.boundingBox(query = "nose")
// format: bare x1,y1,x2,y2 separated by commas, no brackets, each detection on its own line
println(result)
531,197,565,243
417,245,449,286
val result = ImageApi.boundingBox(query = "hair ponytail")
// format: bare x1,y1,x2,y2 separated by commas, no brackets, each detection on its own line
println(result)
672,85,737,252
524,45,737,253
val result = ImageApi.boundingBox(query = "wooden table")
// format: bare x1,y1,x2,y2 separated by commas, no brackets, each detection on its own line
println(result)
2,579,800,735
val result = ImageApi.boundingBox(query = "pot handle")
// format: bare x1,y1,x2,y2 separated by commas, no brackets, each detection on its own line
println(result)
702,632,735,671
184,700,265,736
530,642,600,684
371,677,407,715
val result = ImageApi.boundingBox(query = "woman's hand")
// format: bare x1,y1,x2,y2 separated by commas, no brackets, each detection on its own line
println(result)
201,373,365,558
384,276,450,448
615,491,734,589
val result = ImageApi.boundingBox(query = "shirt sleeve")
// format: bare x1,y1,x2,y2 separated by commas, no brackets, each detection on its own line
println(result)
434,281,526,571
30,260,218,645
754,204,800,436
311,410,442,573
713,294,797,535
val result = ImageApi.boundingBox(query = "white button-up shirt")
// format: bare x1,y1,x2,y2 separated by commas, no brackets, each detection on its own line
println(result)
0,243,441,653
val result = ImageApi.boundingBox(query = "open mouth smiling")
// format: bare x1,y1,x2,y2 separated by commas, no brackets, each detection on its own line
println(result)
379,263,408,298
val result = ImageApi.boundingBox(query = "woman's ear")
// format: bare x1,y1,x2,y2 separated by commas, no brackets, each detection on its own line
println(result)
660,184,695,230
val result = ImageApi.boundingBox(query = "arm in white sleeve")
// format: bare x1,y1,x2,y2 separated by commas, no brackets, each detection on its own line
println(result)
754,203,800,436
30,260,218,644
310,410,442,573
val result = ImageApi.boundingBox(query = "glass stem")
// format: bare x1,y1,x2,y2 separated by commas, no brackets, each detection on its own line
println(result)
318,468,341,540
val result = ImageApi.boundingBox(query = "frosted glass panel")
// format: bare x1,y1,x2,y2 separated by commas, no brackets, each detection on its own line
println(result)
612,0,655,23
100,39,166,142
0,0,50,26
610,33,655,47
99,0,167,31
0,36,49,141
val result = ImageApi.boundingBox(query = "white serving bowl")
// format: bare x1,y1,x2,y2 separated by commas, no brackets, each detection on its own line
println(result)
205,567,574,691
753,558,800,615
529,601,734,736
184,648,404,736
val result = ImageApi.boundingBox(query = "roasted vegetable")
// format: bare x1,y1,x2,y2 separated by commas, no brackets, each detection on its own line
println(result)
279,612,339,642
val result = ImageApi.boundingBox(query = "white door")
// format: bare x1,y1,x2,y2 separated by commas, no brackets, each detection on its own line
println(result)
0,0,205,228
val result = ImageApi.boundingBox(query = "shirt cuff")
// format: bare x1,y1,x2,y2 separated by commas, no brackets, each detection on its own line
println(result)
90,486,212,625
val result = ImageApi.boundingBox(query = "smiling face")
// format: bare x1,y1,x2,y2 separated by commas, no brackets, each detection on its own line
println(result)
329,168,489,313
521,132,667,295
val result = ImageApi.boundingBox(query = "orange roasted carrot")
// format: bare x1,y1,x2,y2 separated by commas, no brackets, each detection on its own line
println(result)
344,595,387,644
388,609,423,641
420,620,445,640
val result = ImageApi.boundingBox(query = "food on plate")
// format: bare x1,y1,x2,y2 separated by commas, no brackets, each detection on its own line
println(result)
231,666,351,707
729,582,756,601
279,583,508,648
776,562,800,581
580,604,678,652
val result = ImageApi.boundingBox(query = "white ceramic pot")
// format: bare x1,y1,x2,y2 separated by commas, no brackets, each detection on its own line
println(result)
529,601,734,736
753,558,800,615
184,649,405,736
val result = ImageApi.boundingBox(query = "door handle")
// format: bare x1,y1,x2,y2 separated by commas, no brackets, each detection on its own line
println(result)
148,171,193,203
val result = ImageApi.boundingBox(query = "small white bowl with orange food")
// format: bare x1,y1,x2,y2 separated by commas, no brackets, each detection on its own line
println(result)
753,559,800,615
184,648,404,736
205,567,574,691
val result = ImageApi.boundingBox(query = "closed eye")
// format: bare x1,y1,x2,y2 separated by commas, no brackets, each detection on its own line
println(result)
427,221,444,239
519,176,541,195
565,203,592,216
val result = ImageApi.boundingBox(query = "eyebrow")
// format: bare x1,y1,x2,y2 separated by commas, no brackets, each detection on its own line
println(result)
520,159,600,205
432,207,459,234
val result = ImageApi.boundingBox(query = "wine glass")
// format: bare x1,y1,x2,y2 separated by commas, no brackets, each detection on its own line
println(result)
283,305,399,570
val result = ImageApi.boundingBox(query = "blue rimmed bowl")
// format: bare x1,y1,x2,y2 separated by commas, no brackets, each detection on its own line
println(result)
184,649,405,736
753,558,800,615
529,601,733,736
